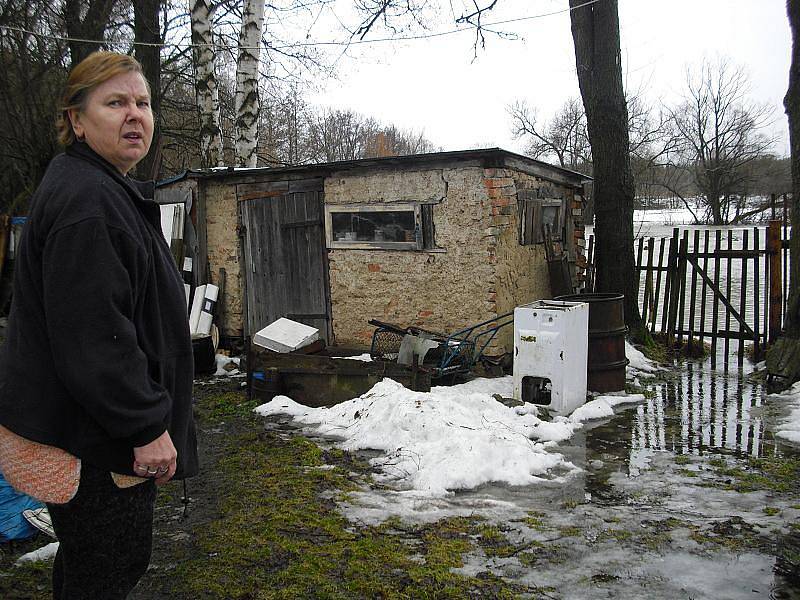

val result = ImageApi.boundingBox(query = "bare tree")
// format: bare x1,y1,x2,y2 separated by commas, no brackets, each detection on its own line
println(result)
0,1,65,214
305,107,438,163
664,59,776,225
508,97,590,170
64,0,116,65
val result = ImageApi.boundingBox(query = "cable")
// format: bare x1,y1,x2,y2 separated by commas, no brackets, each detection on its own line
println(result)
0,0,601,52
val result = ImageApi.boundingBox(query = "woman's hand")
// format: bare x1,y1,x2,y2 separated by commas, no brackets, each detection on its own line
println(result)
133,430,177,485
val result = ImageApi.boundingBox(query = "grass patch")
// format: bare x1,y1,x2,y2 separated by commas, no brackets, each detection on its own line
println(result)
193,390,261,422
763,507,781,516
688,517,763,553
0,544,52,600
521,511,548,532
703,456,800,494
558,526,583,539
674,454,691,465
167,389,533,599
596,529,633,543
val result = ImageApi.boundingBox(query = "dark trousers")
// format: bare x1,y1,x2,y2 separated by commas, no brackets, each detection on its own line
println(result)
47,463,157,600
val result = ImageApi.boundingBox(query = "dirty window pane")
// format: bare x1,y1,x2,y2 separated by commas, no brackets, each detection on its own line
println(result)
331,210,416,243
542,205,561,239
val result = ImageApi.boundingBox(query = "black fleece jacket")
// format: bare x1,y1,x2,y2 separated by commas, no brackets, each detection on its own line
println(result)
0,142,198,479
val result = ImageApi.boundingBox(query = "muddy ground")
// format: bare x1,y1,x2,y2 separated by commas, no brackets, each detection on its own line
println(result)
2,369,800,599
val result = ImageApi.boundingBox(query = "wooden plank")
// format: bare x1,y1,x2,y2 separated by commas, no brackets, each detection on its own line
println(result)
652,236,666,332
663,228,679,335
683,250,760,259
688,230,700,352
737,229,749,367
711,230,721,369
676,329,757,340
724,230,733,368
281,219,322,230
642,237,655,329
699,230,710,347
783,195,789,321
676,231,689,346
238,190,285,201
768,220,783,342
753,227,760,357
288,178,325,193
237,180,289,199
154,186,192,205
636,236,644,295
636,265,671,273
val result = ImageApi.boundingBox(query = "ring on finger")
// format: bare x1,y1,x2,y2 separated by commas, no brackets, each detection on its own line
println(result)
146,467,158,475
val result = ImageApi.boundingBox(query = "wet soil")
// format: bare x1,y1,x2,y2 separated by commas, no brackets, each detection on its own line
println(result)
3,366,800,599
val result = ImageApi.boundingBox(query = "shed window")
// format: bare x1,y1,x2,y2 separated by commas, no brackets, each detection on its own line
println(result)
326,203,436,250
518,192,566,245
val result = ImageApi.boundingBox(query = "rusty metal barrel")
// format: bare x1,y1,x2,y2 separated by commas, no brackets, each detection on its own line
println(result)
555,293,628,393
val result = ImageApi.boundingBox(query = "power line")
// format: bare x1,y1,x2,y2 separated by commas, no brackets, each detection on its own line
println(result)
0,0,600,52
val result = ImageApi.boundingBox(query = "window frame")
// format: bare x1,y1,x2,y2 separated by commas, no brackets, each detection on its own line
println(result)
325,203,422,250
518,193,567,246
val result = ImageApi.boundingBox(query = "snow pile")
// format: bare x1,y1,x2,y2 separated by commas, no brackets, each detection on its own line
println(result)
571,393,647,423
213,354,241,376
256,377,584,496
772,381,800,444
625,341,662,375
16,542,58,565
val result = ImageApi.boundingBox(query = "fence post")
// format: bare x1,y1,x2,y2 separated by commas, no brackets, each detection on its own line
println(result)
768,219,782,343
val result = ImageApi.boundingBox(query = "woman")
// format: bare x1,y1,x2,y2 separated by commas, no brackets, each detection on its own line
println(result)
0,51,198,598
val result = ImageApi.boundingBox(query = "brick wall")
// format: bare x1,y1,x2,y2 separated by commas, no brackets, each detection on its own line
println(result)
326,165,581,354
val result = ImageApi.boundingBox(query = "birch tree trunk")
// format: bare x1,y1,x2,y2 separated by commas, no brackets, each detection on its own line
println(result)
234,0,265,168
191,0,223,168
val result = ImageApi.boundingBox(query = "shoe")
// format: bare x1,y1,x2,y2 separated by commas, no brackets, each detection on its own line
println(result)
22,507,56,539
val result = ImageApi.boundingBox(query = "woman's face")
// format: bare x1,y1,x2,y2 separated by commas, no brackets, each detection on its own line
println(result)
69,71,153,175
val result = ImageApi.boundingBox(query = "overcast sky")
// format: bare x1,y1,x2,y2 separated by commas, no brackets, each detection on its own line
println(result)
306,0,792,156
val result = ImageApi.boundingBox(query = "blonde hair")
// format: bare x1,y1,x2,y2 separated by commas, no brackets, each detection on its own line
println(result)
56,51,150,147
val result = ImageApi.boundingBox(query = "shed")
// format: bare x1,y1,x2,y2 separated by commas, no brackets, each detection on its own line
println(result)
156,148,590,355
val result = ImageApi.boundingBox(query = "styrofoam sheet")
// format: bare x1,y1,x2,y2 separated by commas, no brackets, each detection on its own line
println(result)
253,318,319,353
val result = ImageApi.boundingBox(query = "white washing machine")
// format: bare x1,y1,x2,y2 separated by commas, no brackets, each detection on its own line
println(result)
513,300,589,415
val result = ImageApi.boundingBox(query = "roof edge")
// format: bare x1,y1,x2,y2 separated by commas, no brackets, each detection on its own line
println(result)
159,148,592,187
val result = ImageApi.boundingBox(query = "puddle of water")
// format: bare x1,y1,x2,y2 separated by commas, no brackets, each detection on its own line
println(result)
264,362,800,599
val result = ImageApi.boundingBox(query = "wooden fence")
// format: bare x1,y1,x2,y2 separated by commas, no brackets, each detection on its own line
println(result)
586,212,791,369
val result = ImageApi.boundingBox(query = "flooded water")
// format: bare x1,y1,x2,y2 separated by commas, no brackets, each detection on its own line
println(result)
298,361,800,599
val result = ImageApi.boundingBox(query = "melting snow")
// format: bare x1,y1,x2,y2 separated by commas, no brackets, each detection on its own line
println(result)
772,380,800,444
255,375,648,496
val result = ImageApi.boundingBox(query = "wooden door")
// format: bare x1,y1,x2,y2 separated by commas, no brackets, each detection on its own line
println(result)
240,182,331,342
